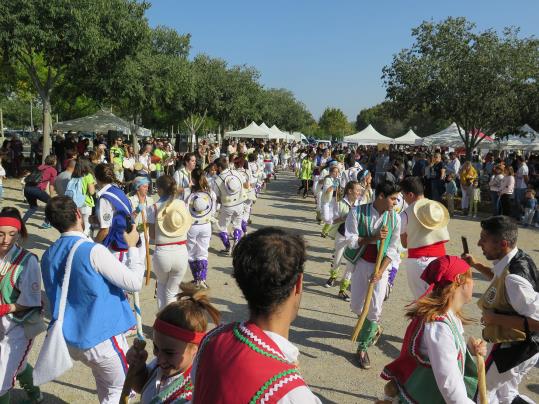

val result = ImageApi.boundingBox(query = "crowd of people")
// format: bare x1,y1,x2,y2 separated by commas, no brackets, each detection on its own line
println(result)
0,132,538,403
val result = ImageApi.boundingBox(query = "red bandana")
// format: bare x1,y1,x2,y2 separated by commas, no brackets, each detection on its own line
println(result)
153,319,206,345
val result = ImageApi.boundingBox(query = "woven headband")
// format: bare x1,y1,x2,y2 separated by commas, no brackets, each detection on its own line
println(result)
153,318,205,345
0,217,22,231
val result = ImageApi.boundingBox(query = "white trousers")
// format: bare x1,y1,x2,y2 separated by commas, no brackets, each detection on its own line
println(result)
333,233,348,271
68,333,129,404
0,324,32,395
80,205,92,237
350,258,389,322
404,257,438,300
153,244,188,309
187,223,211,261
486,350,539,404
217,204,243,233
243,200,253,222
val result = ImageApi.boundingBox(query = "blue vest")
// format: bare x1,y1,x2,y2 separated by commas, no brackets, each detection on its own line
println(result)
99,185,132,251
41,235,135,350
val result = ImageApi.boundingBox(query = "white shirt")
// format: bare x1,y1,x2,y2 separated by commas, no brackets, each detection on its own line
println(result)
492,247,539,321
515,163,529,189
96,184,114,228
190,328,321,404
344,203,401,263
63,231,144,292
446,158,461,176
420,311,474,403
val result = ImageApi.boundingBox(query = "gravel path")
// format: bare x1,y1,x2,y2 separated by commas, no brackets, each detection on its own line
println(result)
6,172,539,403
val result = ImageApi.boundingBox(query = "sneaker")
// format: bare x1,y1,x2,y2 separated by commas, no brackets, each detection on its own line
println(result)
357,351,371,369
200,281,210,290
324,277,337,288
338,291,351,302
39,222,51,229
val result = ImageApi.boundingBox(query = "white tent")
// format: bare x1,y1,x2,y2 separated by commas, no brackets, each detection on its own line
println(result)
485,124,539,151
53,109,131,134
343,124,394,145
418,122,493,148
224,122,269,139
269,124,287,141
394,129,421,145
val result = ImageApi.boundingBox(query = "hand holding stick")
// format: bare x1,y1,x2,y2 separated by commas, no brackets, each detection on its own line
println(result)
120,338,147,404
141,209,152,286
469,337,488,404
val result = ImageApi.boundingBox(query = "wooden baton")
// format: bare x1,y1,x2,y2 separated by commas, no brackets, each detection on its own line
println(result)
141,209,152,286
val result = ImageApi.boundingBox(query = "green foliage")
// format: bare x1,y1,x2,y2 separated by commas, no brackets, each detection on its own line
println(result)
383,17,539,156
318,107,351,140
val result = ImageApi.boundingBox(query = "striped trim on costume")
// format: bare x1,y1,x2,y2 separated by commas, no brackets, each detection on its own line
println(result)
110,336,128,375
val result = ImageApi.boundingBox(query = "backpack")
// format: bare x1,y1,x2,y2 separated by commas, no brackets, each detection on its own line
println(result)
25,169,43,186
65,177,86,208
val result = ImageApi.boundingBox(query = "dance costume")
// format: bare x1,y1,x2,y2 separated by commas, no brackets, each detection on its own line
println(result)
192,322,321,403
381,311,478,403
214,168,247,252
478,248,539,403
140,359,192,404
184,189,216,287
344,203,400,353
0,245,43,403
129,193,155,263
41,232,144,403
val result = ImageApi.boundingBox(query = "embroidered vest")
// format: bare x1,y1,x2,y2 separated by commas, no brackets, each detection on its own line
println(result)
0,246,40,325
100,185,133,251
343,204,396,264
193,322,308,404
143,365,193,403
381,315,478,404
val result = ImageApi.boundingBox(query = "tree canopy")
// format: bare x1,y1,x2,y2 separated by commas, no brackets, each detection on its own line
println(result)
318,107,351,140
382,17,539,156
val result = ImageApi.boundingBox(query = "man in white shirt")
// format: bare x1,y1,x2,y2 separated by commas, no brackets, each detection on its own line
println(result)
463,216,539,404
446,152,461,177
42,196,144,403
515,156,529,217
191,228,321,403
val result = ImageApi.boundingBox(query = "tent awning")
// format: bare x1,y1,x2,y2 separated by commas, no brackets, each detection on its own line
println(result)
53,109,132,134
224,122,269,139
419,123,494,147
343,124,394,144
394,129,421,145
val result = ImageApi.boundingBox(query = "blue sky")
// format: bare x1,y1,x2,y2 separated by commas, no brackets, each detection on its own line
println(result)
146,1,539,121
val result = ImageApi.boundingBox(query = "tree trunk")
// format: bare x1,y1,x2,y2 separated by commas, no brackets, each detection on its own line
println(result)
42,96,52,163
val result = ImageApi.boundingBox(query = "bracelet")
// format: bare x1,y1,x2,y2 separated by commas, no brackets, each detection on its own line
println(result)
0,304,11,317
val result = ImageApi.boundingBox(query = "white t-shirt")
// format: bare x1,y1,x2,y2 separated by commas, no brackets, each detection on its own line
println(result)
515,163,529,189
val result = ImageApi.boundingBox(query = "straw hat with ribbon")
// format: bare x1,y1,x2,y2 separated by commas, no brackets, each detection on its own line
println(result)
188,192,213,223
223,172,243,195
157,199,192,238
406,198,450,248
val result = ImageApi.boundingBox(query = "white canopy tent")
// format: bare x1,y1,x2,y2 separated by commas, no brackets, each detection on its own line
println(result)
269,124,287,141
394,129,421,145
224,122,270,139
343,124,394,145
418,122,493,148
484,124,539,151
53,109,132,134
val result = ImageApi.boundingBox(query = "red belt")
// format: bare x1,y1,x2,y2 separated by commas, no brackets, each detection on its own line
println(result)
408,241,447,258
110,245,128,253
156,240,187,247
362,244,378,263
263,160,272,162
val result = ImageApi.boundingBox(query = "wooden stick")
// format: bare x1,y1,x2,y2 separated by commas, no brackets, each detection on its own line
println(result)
141,209,152,286
476,353,488,404
351,235,387,343
119,338,146,403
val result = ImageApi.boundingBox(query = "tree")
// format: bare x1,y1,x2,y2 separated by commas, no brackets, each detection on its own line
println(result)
383,17,539,158
0,0,150,161
318,108,351,140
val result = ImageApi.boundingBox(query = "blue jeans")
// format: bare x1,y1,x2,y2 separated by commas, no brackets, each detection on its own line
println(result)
22,186,50,223
514,188,527,217
490,191,500,215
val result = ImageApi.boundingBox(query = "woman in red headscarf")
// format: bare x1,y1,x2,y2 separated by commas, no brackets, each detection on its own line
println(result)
378,255,486,404
124,286,220,403
0,208,44,403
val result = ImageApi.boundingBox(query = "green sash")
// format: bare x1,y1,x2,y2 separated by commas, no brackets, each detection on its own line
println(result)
342,204,395,264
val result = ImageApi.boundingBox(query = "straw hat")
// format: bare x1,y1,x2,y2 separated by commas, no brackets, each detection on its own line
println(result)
133,162,144,171
188,192,213,221
413,199,450,229
157,200,192,238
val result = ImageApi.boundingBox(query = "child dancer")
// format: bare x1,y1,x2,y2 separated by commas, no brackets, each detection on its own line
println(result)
469,179,481,218
320,165,341,238
379,256,485,403
125,287,220,403
323,181,361,301
184,168,216,289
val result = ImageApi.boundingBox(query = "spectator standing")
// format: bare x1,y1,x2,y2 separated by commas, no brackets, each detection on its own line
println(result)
499,166,515,216
444,173,458,217
488,165,504,215
10,135,23,178
54,159,76,196
514,156,529,218
459,161,477,214
429,152,446,202
521,189,537,227
446,152,461,178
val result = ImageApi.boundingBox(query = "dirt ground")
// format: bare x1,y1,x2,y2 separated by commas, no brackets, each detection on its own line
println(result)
5,172,539,403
